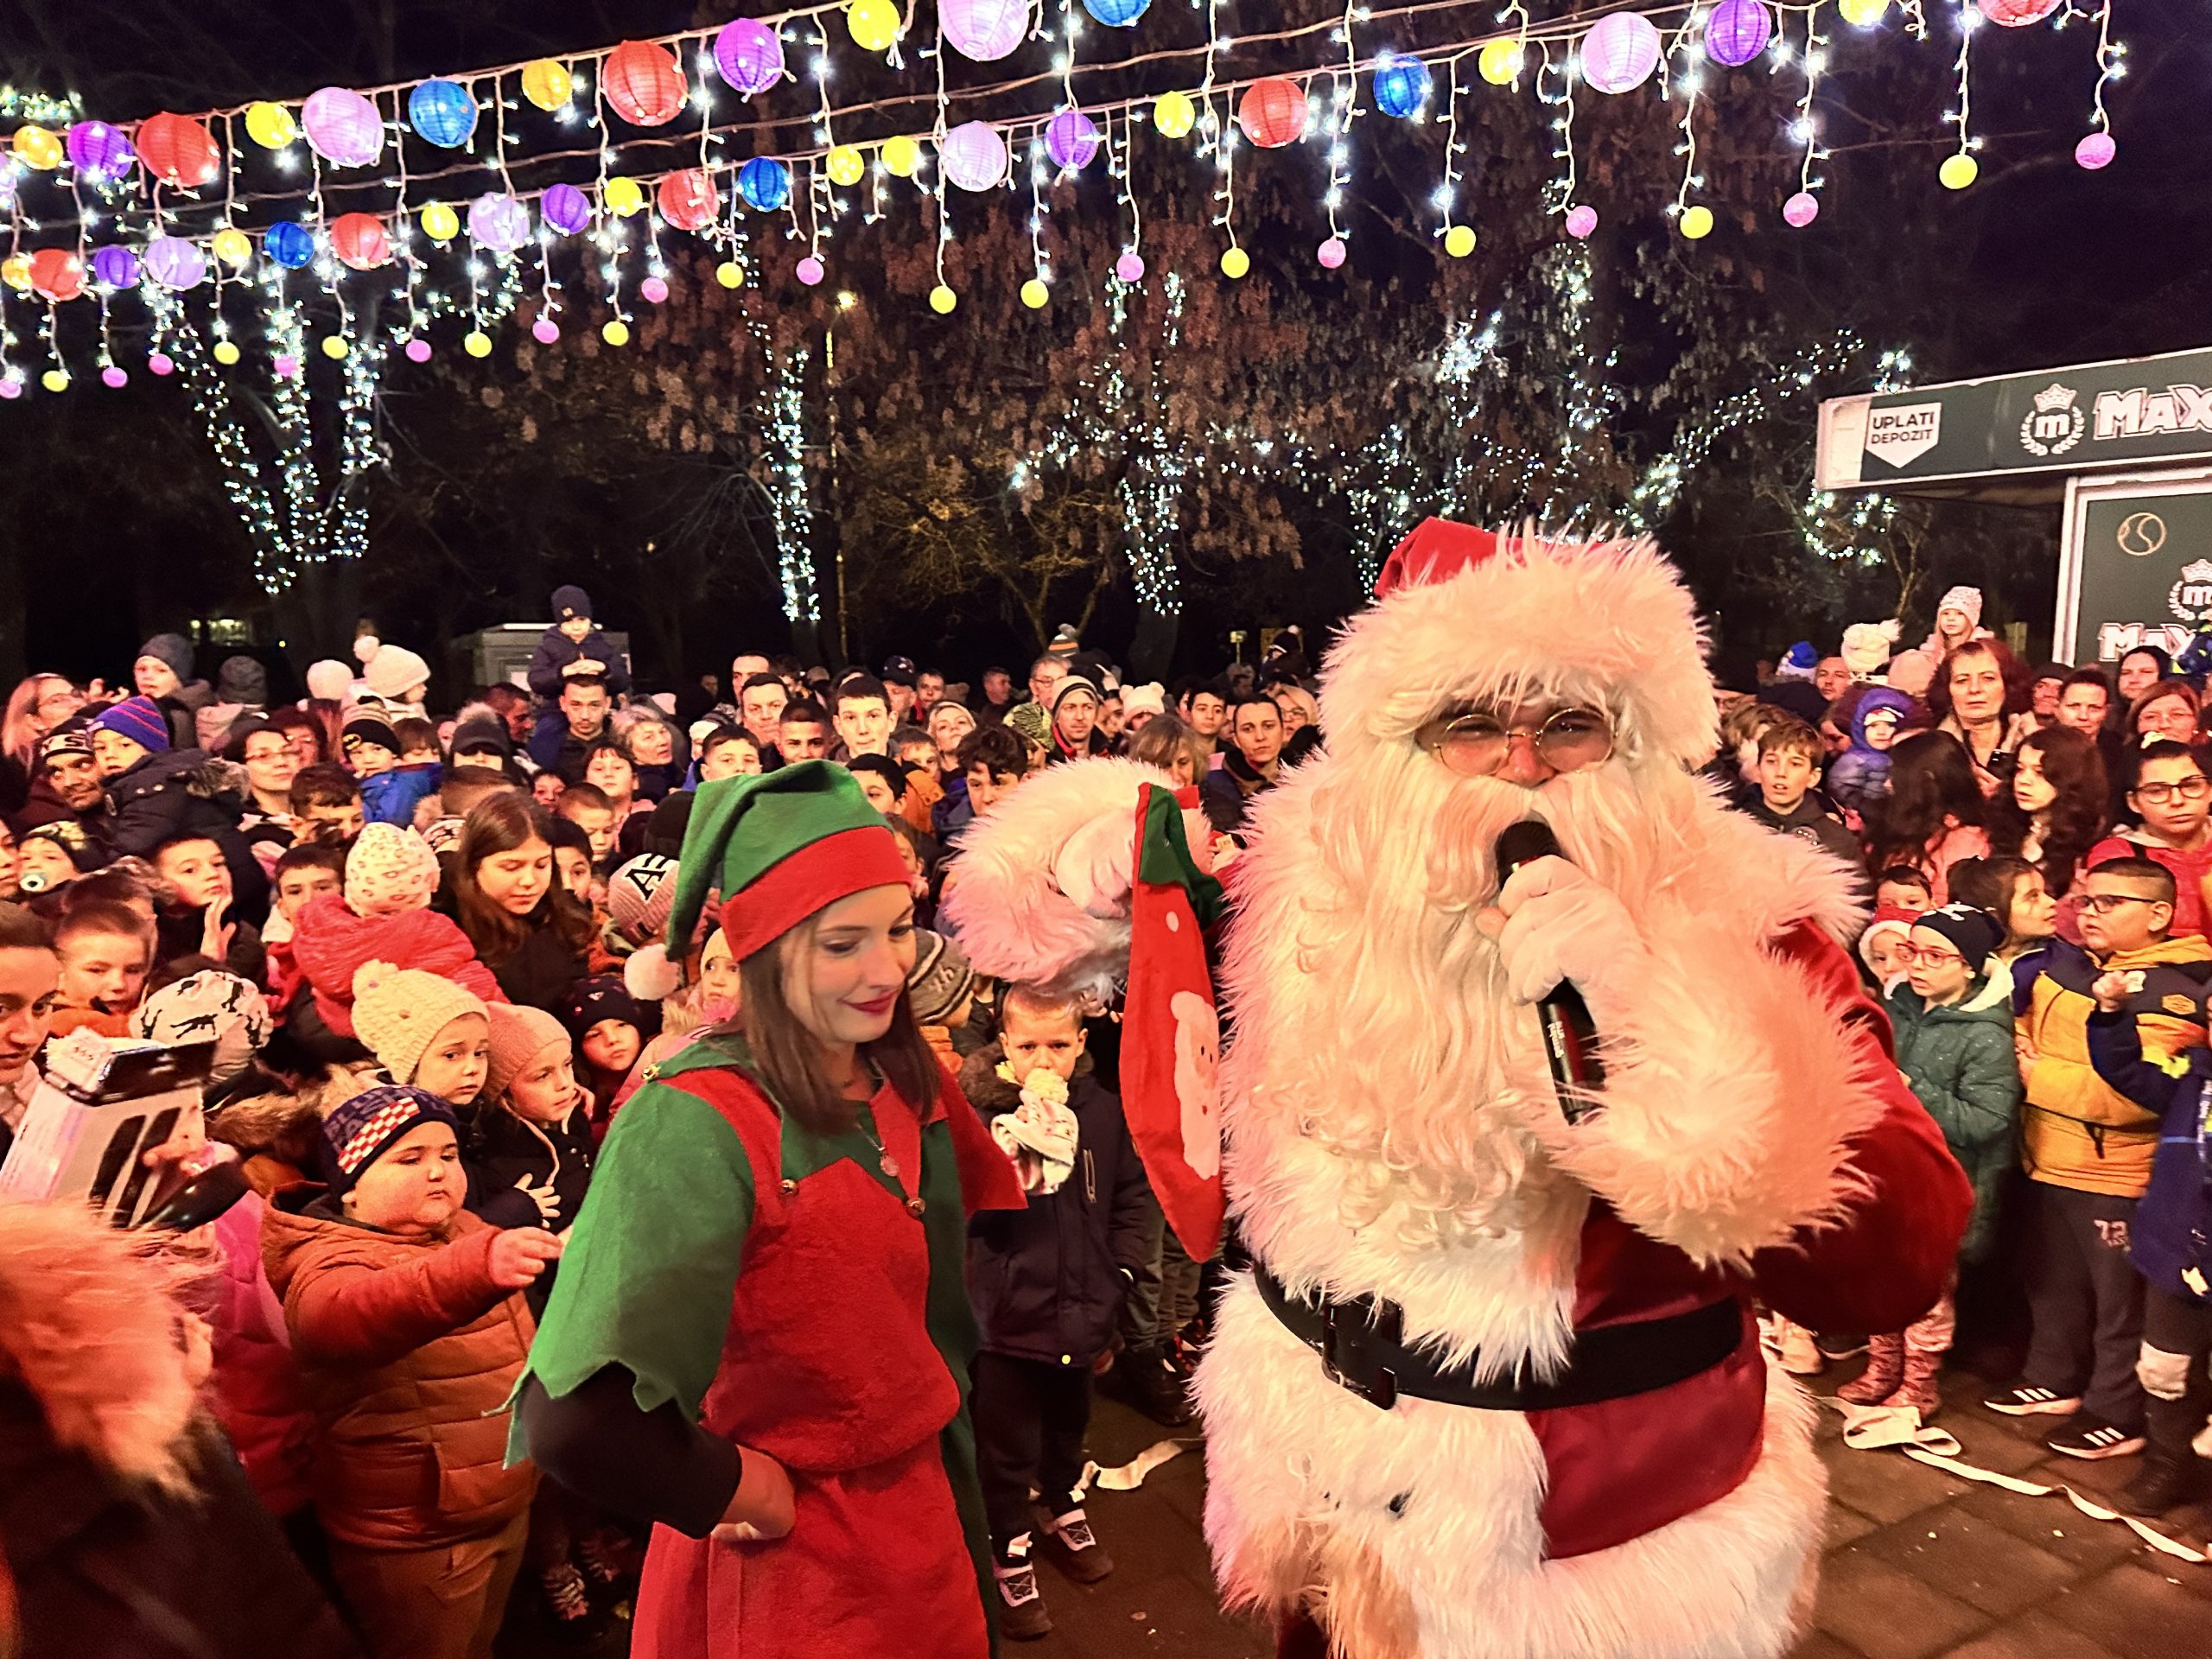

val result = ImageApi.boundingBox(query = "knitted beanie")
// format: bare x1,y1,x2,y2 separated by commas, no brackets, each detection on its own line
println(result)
551,584,594,621
607,854,678,938
906,929,976,1027
305,659,355,702
562,974,658,1046
1911,903,2004,969
1774,642,1819,682
137,632,194,680
39,720,95,764
1121,683,1167,721
341,709,402,760
1936,587,1984,628
90,695,171,755
351,959,489,1085
345,823,443,913
321,1084,459,1198
485,1001,571,1102
217,655,269,707
1052,676,1103,713
1005,702,1052,748
363,644,431,703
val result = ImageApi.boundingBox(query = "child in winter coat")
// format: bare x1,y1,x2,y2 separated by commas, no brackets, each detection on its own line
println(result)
957,986,1154,1642
1824,684,1915,828
261,1084,561,1659
558,974,658,1137
344,710,442,830
473,1003,596,1294
1841,906,2021,1418
526,585,631,700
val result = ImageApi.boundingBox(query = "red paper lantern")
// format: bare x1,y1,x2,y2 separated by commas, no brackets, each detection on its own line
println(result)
29,248,86,302
1237,78,1309,149
657,168,721,232
137,111,222,188
1976,0,2062,22
330,212,392,271
603,41,687,126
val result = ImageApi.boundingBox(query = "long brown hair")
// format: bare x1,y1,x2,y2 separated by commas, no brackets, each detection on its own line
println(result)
737,911,939,1137
448,792,595,964
1987,725,2107,897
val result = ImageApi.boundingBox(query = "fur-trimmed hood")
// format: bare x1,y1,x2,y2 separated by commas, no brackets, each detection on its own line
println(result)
956,1040,1096,1115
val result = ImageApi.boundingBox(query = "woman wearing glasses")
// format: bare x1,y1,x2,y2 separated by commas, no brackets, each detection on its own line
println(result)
2086,741,2212,939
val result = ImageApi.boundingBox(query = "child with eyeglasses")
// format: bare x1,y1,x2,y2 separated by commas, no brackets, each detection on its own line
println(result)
2085,741,2212,939
1839,905,2020,1417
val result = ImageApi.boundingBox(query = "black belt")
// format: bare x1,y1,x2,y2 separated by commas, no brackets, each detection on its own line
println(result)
1255,1263,1745,1413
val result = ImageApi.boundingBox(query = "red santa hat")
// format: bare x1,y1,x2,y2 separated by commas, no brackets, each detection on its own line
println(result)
1858,904,1921,973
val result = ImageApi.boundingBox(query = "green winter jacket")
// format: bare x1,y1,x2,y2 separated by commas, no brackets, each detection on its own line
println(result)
1885,971,2022,1263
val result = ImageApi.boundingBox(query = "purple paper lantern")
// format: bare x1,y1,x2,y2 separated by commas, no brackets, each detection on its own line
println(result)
101,365,128,389
714,18,786,95
796,255,825,286
532,317,560,344
943,0,1030,60
1045,109,1102,172
91,245,142,288
467,192,531,252
941,121,1008,192
1115,251,1145,283
148,352,175,376
1564,203,1599,238
542,182,592,235
1703,0,1772,67
1317,236,1346,269
1581,14,1662,93
144,235,207,291
1782,190,1820,227
67,120,135,182
302,86,385,168
2075,131,2116,170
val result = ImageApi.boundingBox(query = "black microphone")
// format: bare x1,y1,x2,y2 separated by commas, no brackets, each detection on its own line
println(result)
1494,819,1606,1122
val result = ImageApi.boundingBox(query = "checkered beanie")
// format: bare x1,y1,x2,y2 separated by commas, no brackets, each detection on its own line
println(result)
320,1084,458,1198
345,823,442,914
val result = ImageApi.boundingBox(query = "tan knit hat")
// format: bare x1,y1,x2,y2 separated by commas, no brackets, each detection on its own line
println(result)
345,823,442,914
485,1001,571,1102
351,960,488,1086
362,643,431,703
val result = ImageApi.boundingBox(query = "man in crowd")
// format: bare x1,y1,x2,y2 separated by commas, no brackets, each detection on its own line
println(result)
11,725,109,842
528,674,613,783
738,673,789,768
977,665,1017,726
779,701,833,762
0,903,58,1161
1027,654,1069,715
916,670,948,717
1180,681,1229,749
834,676,894,760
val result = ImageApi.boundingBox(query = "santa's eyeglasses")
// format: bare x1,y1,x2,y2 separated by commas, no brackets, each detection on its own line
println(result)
1422,707,1616,777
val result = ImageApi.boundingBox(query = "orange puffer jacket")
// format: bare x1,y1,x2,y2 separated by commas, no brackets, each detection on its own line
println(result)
261,1192,537,1549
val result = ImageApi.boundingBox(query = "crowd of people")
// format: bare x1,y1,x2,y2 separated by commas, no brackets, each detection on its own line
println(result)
4,573,2212,1656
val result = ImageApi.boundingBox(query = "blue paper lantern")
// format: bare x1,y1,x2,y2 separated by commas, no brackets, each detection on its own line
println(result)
1373,55,1433,118
265,220,317,269
1703,0,1772,67
91,245,141,288
1082,0,1151,24
738,156,791,213
542,181,592,235
408,79,479,149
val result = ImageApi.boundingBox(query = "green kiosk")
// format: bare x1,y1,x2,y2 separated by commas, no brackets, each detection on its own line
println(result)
1815,346,2212,666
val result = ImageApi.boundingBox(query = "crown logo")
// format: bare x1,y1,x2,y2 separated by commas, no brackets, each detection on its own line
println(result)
2182,558,2212,585
2033,383,2078,413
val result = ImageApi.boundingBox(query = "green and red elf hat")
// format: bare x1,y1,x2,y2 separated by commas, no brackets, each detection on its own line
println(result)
623,761,909,999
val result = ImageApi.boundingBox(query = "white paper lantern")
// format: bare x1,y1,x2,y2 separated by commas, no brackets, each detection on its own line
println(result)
940,120,1008,192
1581,14,1662,94
942,0,1030,62
467,192,531,252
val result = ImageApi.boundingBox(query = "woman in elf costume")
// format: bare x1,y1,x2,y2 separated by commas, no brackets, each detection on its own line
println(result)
511,762,1027,1657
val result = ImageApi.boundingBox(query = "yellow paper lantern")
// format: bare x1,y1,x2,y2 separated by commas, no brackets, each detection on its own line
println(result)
928,283,957,315
322,336,350,360
1938,152,1978,191
1478,39,1525,86
212,227,254,268
213,340,242,365
1220,245,1250,279
605,175,646,217
464,330,493,359
827,145,866,187
602,319,632,346
245,101,298,149
847,0,901,52
1838,0,1890,23
13,127,63,170
1444,224,1477,258
1,254,32,292
41,369,68,393
522,59,575,111
420,201,461,242
1153,91,1197,139
715,259,745,289
1020,278,1049,310
881,135,921,178
1678,205,1714,240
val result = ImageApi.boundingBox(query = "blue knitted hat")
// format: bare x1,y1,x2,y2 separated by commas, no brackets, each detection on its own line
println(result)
90,695,171,754
320,1084,460,1198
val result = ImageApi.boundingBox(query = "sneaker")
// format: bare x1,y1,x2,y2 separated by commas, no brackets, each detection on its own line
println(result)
1816,1333,1871,1363
2119,1453,2204,1516
994,1536,1053,1641
2046,1415,2146,1461
1777,1324,1824,1377
1040,1507,1115,1583
1983,1383,2083,1417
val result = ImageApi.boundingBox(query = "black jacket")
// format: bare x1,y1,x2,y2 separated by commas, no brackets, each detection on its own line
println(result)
486,913,588,1013
958,1045,1154,1369
102,749,269,922
468,1104,596,1312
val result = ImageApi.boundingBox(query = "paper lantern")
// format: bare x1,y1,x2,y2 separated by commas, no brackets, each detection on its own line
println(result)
1564,203,1599,238
1238,79,1308,149
658,168,721,231
1838,0,1889,22
29,249,85,302
542,182,592,235
603,41,686,126
145,236,207,290
331,213,392,270
715,259,746,288
265,220,316,268
91,245,142,288
137,112,222,188
464,330,493,359
532,317,560,343
796,256,824,286
1977,0,2060,23
1939,152,1978,190
2075,131,2116,170
0,255,27,292
715,18,786,92
1083,0,1150,25
1703,0,1771,67
1582,14,1662,93
929,284,957,315
881,135,922,177
944,0,1029,60
148,352,175,376
604,175,646,216
1317,236,1345,270
738,157,792,212
1478,38,1524,84
1783,190,1820,226
409,79,478,149
321,335,349,360
12,127,61,170
1373,55,1433,118
245,101,298,148
827,145,866,186
1046,110,1102,172
103,366,128,389
1220,246,1249,279
522,59,575,111
1443,224,1477,257
66,121,134,182
1116,251,1145,283
419,200,461,242
640,279,667,310
211,227,254,268
402,340,430,364
940,122,1007,192
1020,277,1049,309
303,88,385,167
212,340,242,365
41,371,68,393
468,193,531,251
602,319,632,346
1154,91,1197,138
1678,204,1714,239
847,0,902,52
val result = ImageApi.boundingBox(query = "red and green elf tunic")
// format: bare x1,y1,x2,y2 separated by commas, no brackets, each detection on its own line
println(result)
512,1028,1026,1659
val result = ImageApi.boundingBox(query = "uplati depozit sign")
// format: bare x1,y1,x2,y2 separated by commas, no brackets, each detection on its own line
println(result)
1817,346,2212,492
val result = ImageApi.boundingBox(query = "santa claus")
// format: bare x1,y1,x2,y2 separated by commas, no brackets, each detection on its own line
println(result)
945,520,1970,1659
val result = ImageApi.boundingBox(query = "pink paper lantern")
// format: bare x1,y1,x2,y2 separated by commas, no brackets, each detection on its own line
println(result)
796,256,825,286
1115,251,1146,283
532,317,561,344
1564,204,1599,238
276,353,302,377
714,18,786,95
1238,79,1309,149
403,340,432,364
1581,14,1662,93
0,380,20,401
148,353,175,377
302,87,385,168
102,365,129,388
1782,190,1820,227
1317,236,1345,269
640,276,671,304
943,0,1030,61
1977,0,2061,23
2075,131,2116,170
940,121,1008,191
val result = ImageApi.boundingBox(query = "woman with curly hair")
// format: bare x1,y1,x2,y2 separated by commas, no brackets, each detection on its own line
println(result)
1866,732,1992,906
1929,638,2034,797
1987,725,2108,899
